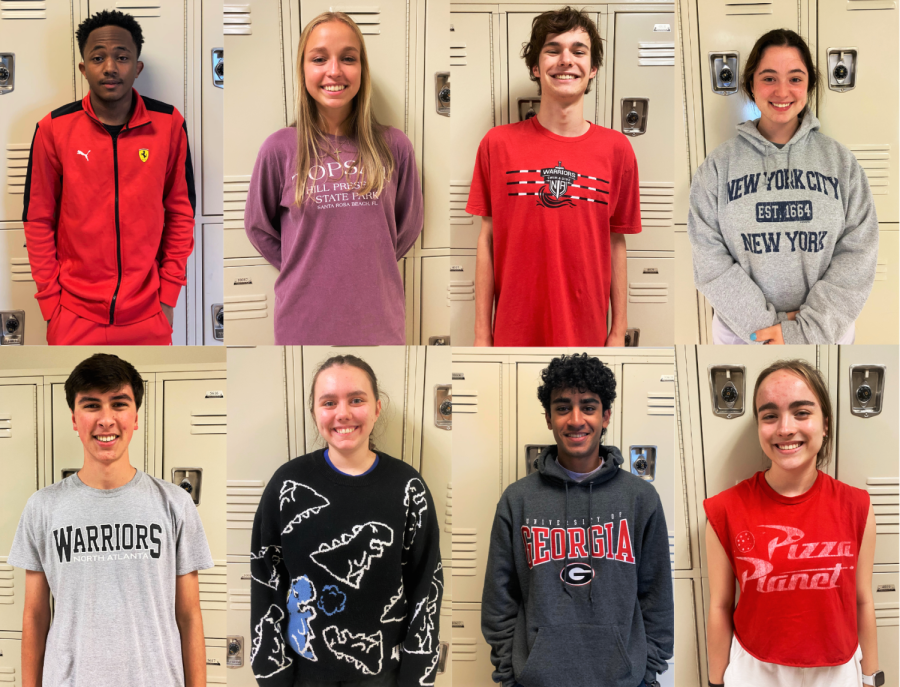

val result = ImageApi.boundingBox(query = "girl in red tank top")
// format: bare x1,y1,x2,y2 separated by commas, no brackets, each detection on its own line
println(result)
703,360,880,687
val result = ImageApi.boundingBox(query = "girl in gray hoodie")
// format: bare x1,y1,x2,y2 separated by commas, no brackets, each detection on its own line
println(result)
688,29,878,344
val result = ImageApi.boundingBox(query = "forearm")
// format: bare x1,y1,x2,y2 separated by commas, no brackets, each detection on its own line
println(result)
608,234,628,337
858,599,879,675
706,605,734,683
177,611,207,687
474,218,495,344
22,612,51,687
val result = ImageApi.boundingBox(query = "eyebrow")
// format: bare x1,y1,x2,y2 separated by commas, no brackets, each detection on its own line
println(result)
757,399,816,412
551,395,600,405
542,40,590,50
307,45,360,54
758,68,807,75
317,390,369,400
89,43,133,53
78,393,134,404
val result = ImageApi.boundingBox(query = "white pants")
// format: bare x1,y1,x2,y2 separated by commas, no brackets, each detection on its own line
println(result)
712,314,856,345
723,636,863,687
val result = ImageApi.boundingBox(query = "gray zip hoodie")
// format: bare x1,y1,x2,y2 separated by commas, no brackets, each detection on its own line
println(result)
481,445,673,687
688,112,878,343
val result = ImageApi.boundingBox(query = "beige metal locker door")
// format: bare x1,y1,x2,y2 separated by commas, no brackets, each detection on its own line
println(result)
223,0,289,258
226,346,291,558
50,379,149,482
450,13,494,250
202,0,224,216
452,606,494,687
300,346,408,457
835,345,899,566
674,231,699,344
817,3,898,223
673,578,700,687
621,363,675,549
223,260,277,344
206,637,227,685
0,229,47,345
611,12,675,252
226,561,254,686
695,1,799,155
872,572,899,687
625,255,674,346
857,230,899,344
420,256,450,346
0,382,40,632
506,13,598,126
161,377,227,637
0,634,21,687
675,16,690,226
422,16,452,250
298,0,410,132
696,345,817,502
202,223,224,345
449,255,476,347
0,1,76,220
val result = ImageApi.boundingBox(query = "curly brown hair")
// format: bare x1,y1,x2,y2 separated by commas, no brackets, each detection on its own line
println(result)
521,7,603,95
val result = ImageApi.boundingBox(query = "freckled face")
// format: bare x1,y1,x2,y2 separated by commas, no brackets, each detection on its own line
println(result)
755,370,826,473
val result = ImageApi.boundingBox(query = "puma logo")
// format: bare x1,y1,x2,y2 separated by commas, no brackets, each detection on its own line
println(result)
77,150,90,161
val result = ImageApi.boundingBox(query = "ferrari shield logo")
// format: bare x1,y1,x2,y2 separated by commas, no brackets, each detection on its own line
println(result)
540,161,577,199
139,148,149,162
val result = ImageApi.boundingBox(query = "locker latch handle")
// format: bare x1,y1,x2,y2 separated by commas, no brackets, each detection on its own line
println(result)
708,365,745,418
620,98,649,137
172,468,203,505
437,641,450,674
708,51,739,96
227,635,244,668
0,310,25,345
525,445,553,475
435,72,449,116
517,97,541,122
435,385,451,430
630,446,657,481
429,336,450,346
212,48,224,88
0,53,14,95
849,364,885,418
624,328,640,347
212,304,224,341
826,48,857,93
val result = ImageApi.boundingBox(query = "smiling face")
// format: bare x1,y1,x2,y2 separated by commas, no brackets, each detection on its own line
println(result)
303,20,363,122
313,365,381,455
79,25,143,106
752,45,809,132
532,28,597,103
755,370,827,473
546,388,611,467
71,385,139,467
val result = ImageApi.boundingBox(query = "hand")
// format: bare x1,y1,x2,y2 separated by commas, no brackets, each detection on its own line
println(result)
786,310,798,320
161,304,174,327
474,332,493,347
751,322,785,345
606,332,626,347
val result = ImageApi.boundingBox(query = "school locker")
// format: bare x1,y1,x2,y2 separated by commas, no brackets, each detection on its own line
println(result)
225,561,254,686
0,633,21,687
624,254,674,347
421,254,476,346
673,577,701,687
856,231,900,344
206,636,228,685
203,223,224,344
202,0,224,217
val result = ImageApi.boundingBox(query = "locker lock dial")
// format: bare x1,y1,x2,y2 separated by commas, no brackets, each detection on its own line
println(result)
0,310,25,345
620,99,649,137
0,53,13,95
630,446,656,481
525,445,553,476
212,48,224,89
624,328,640,347
518,97,541,122
849,364,885,418
172,468,203,505
826,48,857,93
434,385,452,430
435,72,449,116
708,365,745,418
709,52,740,96
226,636,244,668
428,336,450,345
212,304,224,341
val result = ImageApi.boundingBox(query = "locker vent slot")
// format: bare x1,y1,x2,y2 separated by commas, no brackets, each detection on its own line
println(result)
0,558,14,605
224,4,251,35
723,1,774,15
452,390,478,414
868,478,899,533
0,0,46,19
224,293,269,320
199,561,227,610
450,180,473,225
224,176,250,229
849,145,890,195
229,588,251,611
451,528,477,576
227,479,265,529
115,1,162,18
191,410,226,435
847,0,897,9
0,412,10,439
668,532,675,567
451,42,467,66
10,257,33,282
647,391,675,415
628,282,668,304
875,256,887,282
6,143,29,194
639,182,674,227
453,637,477,661
444,483,453,533
637,42,674,67
331,6,381,35
448,280,474,306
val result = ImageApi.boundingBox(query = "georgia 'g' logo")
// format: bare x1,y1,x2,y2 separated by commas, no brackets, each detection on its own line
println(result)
560,562,595,586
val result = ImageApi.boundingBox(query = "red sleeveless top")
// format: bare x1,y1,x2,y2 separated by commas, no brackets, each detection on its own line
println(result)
704,471,870,667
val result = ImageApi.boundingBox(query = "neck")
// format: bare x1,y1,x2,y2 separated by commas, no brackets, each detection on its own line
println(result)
327,444,377,476
90,90,133,126
756,115,801,145
78,455,137,490
536,98,590,137
318,105,352,137
556,449,602,474
764,460,819,497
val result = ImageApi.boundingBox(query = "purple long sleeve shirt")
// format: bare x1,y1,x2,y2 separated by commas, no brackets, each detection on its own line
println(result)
244,126,423,344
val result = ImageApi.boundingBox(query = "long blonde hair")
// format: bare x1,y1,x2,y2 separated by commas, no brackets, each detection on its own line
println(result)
293,12,395,206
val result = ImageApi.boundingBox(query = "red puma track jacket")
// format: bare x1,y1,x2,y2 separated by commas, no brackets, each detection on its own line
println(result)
22,89,195,325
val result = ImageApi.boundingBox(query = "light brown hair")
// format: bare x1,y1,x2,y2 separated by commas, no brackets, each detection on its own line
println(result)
752,359,833,469
742,29,821,119
521,7,603,95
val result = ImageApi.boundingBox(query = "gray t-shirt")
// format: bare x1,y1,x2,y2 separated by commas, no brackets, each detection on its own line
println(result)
8,470,214,687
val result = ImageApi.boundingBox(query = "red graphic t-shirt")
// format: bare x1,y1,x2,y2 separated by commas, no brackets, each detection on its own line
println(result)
466,118,641,346
704,471,870,667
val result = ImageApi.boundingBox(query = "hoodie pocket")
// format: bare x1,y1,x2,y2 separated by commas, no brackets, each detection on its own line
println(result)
517,625,634,687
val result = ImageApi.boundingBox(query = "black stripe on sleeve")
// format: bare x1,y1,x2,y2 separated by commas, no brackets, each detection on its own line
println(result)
181,121,197,215
50,100,84,119
21,123,39,222
142,96,175,115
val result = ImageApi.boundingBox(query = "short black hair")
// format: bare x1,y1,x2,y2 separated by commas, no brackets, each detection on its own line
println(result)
537,353,616,413
76,10,144,58
65,354,144,411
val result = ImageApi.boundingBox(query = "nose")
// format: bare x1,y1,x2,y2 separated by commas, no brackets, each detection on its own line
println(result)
568,407,585,428
103,56,119,75
97,404,117,429
327,57,343,76
776,414,795,436
335,400,352,420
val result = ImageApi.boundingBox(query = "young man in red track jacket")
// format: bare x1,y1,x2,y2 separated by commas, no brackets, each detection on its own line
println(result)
22,10,196,345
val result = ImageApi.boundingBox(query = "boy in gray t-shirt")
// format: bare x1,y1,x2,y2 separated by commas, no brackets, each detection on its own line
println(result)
8,353,213,687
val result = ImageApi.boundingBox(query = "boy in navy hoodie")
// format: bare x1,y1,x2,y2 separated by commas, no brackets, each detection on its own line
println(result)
481,353,673,687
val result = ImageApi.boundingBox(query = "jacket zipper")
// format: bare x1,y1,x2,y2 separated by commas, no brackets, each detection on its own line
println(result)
109,132,122,325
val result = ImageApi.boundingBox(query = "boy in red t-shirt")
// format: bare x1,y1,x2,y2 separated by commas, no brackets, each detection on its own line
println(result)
466,7,641,347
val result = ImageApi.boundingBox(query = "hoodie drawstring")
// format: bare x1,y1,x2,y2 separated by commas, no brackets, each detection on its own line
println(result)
588,482,595,608
562,481,572,598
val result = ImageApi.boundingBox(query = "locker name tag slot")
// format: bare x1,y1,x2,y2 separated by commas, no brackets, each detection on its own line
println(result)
207,659,221,666
452,620,464,628
653,24,671,32
643,268,658,274
241,573,251,580
450,265,464,272
660,375,675,382
206,391,224,398
877,585,896,592
234,277,252,285
452,372,465,380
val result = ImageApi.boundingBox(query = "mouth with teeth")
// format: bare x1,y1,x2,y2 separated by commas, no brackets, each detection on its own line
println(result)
552,74,578,80
770,102,793,110
774,441,804,453
323,84,348,92
333,427,358,436
94,434,118,443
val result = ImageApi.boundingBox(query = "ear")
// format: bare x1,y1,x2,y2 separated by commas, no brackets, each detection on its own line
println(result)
78,62,86,78
532,64,541,81
589,65,598,80
72,410,78,433
135,60,143,78
374,398,382,421
602,408,611,429
544,410,552,430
